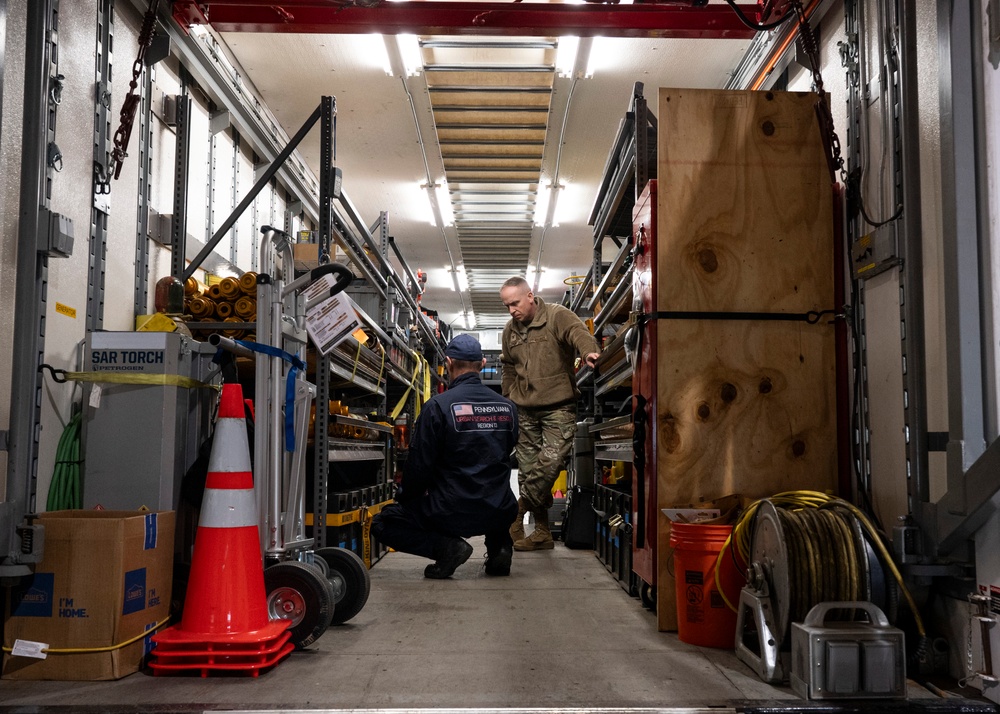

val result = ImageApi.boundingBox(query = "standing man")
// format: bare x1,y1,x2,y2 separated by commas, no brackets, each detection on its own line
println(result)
499,276,600,551
371,334,519,579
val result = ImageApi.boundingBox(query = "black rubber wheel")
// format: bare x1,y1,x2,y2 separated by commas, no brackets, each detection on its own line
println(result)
640,581,656,610
316,547,371,624
264,561,334,649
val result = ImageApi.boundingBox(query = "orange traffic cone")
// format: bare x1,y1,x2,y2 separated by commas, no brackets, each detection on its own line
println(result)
149,382,293,677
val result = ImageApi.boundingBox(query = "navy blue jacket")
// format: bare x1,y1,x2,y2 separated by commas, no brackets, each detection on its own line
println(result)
398,371,518,535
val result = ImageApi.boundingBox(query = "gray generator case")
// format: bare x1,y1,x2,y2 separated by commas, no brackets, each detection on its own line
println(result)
790,601,905,700
82,331,220,511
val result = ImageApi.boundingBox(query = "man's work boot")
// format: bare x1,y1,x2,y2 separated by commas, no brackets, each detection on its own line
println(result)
509,497,528,542
424,538,474,579
513,507,555,551
484,546,513,576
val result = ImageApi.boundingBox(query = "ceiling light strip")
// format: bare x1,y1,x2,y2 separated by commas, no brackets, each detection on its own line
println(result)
428,86,553,94
420,40,557,49
423,64,554,73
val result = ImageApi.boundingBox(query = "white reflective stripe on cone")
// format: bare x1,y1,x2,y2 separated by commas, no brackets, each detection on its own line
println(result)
199,488,258,528
207,418,253,474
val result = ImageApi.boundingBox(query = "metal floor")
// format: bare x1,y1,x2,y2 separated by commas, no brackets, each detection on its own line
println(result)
0,537,971,713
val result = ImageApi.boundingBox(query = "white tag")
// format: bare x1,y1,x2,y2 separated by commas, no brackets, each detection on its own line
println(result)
89,383,102,408
11,639,48,659
305,291,363,356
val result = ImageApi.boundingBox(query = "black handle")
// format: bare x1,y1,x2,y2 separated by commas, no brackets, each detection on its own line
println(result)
309,262,353,299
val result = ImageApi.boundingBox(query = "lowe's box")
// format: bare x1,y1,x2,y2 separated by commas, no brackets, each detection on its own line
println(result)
2,510,174,680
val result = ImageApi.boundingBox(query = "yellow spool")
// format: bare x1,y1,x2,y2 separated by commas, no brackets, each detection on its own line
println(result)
238,272,258,295
234,296,256,319
221,316,244,339
187,295,214,319
219,277,241,301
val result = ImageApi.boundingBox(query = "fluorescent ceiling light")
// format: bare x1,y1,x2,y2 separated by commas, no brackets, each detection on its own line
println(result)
549,181,566,227
555,36,579,79
398,34,423,76
587,37,614,78
533,184,551,227
414,181,436,225
526,267,542,292
464,310,475,330
534,181,563,228
447,264,469,292
372,33,394,76
435,181,454,227
555,181,589,227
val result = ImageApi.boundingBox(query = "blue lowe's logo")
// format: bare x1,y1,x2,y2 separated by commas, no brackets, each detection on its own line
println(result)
122,569,147,615
12,573,54,617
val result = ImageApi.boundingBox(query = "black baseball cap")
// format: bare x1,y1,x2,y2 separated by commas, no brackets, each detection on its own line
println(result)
445,333,483,361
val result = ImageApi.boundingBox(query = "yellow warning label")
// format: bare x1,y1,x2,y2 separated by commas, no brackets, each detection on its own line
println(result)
55,303,76,319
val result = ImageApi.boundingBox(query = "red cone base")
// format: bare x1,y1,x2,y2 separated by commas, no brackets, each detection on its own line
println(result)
149,620,293,677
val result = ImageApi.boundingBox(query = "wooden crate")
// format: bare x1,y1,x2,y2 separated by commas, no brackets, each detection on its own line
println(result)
653,88,838,632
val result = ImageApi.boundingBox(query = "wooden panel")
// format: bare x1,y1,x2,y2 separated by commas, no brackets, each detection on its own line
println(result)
653,89,836,632
657,89,833,313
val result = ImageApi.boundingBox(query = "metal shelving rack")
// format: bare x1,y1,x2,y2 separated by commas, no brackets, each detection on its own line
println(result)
574,83,657,599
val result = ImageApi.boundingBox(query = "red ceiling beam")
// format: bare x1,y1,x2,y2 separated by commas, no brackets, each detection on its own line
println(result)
172,1,761,40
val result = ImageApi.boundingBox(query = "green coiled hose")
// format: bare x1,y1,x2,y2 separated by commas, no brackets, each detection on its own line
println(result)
46,412,82,511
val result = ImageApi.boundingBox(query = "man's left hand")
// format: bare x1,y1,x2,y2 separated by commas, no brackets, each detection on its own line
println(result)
584,352,600,368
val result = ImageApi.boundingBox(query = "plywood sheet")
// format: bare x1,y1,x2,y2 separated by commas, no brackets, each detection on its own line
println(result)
653,89,836,632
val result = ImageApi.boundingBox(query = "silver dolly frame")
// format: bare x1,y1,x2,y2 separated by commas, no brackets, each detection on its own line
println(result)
211,225,370,649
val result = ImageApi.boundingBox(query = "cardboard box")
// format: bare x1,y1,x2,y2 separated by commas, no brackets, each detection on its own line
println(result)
293,242,322,271
2,510,174,680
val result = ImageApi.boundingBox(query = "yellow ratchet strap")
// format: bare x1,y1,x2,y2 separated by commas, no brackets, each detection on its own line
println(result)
390,355,423,420
2,616,171,655
360,500,392,569
61,371,218,391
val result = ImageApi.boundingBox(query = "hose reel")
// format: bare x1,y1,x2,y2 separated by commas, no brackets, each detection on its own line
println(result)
735,499,895,683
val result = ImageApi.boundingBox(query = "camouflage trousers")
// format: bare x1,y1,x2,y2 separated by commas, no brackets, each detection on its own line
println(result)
514,405,577,511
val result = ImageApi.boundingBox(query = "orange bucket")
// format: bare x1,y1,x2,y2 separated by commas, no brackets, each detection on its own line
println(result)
669,522,745,648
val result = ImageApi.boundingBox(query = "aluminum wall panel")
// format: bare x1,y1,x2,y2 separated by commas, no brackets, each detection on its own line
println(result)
863,268,910,524
0,0,28,493
35,0,100,504
148,61,181,232
235,135,255,269
104,1,142,332
916,1,947,501
185,95,209,252
210,127,235,260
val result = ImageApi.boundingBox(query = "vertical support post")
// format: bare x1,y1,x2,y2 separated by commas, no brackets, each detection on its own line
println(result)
312,95,336,548
207,110,218,248
133,55,153,316
88,0,113,331
939,0,987,509
0,0,6,135
231,128,240,265
634,87,647,203
843,0,874,506
171,94,192,281
896,0,929,509
2,0,59,577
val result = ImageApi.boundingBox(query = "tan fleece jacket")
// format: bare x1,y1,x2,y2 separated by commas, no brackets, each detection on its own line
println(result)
500,297,599,408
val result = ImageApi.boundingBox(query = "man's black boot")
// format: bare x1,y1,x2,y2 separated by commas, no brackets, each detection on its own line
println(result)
424,538,474,579
484,546,512,576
